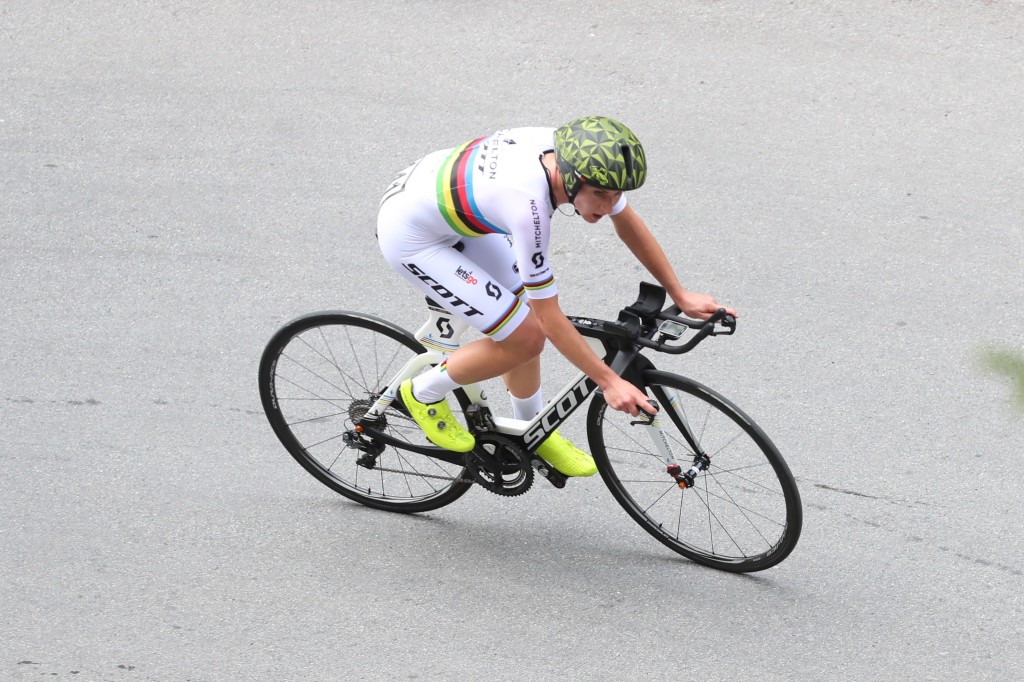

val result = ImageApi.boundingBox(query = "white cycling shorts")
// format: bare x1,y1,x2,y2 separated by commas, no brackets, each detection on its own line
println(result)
377,193,530,342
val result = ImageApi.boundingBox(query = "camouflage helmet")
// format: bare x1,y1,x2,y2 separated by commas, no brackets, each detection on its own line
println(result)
554,116,647,202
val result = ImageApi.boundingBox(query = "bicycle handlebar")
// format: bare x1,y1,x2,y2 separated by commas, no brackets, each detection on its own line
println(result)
661,305,737,332
634,306,736,355
569,283,737,357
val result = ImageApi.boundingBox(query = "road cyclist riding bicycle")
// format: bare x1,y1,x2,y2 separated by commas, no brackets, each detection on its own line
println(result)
260,115,802,571
376,116,738,477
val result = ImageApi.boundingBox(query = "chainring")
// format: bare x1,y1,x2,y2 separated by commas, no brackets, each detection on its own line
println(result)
466,433,533,497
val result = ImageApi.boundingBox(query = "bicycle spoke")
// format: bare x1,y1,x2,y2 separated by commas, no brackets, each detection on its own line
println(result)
285,409,347,427
342,325,369,391
708,480,778,549
292,335,363,397
640,481,680,514
709,466,788,496
278,351,358,403
693,484,751,557
696,481,788,527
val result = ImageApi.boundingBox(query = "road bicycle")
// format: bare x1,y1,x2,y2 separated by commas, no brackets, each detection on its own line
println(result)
258,282,802,572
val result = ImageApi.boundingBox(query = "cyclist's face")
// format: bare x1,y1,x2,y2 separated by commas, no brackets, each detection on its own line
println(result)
574,185,622,223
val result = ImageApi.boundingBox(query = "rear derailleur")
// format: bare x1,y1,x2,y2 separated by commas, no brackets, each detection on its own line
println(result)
344,397,385,469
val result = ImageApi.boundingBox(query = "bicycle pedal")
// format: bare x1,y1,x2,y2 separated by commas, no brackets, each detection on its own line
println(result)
530,458,567,489
465,404,496,431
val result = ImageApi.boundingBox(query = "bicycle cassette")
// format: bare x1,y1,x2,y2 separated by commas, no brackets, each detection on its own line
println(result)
467,433,533,497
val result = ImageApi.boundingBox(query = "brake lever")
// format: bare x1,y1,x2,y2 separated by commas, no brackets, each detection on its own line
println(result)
630,400,660,426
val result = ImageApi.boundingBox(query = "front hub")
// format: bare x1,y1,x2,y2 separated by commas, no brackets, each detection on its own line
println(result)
668,452,711,489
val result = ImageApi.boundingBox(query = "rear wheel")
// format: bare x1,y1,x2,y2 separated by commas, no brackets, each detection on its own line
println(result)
588,371,801,572
258,311,473,513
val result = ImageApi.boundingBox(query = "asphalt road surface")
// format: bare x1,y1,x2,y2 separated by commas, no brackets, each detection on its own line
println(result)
3,2,1022,680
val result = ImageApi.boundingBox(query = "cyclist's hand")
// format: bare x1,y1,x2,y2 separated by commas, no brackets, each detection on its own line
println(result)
676,291,738,320
602,377,657,417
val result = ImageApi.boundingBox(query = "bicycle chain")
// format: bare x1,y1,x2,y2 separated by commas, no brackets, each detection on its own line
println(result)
351,398,475,482
366,465,474,483
368,436,534,496
351,398,530,493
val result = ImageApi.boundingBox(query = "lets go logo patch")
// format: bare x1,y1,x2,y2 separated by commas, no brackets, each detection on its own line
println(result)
455,266,478,285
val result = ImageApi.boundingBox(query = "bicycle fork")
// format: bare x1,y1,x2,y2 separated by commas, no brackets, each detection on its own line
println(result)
636,390,711,489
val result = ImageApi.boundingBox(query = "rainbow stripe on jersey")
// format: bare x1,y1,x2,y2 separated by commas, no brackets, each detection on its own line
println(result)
482,297,523,337
436,137,509,238
523,275,554,294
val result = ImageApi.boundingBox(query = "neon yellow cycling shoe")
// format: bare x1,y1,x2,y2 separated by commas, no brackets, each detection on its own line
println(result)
399,379,475,453
535,430,597,477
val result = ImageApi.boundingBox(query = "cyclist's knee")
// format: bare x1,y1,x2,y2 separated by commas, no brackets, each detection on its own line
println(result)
499,316,545,360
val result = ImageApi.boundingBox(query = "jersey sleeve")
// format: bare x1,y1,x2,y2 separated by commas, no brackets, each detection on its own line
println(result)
494,191,558,300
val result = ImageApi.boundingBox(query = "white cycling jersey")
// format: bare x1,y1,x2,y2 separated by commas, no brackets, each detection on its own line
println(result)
377,127,627,341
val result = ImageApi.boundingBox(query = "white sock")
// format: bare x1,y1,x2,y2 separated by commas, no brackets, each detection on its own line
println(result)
411,360,460,404
509,387,544,420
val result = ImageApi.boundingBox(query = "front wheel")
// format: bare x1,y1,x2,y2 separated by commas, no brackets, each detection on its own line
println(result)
588,371,802,572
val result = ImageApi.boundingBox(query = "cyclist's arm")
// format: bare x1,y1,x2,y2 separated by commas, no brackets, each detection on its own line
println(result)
529,295,654,416
610,205,738,319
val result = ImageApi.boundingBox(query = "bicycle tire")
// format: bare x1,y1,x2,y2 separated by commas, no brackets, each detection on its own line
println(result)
588,370,801,572
259,311,473,513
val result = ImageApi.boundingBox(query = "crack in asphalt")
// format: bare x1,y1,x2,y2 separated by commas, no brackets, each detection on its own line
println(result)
806,483,1022,577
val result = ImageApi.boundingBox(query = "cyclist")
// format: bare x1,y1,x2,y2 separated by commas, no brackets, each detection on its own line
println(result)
377,116,737,477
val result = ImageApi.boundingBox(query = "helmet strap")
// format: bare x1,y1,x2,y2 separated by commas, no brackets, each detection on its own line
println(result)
565,171,585,205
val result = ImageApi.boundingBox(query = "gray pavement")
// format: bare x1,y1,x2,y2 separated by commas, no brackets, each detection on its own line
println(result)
2,1,1022,680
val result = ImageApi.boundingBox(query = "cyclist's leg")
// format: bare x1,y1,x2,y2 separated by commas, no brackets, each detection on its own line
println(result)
443,317,544,387
442,234,543,393
435,315,593,474
456,236,594,476
378,218,540,448
457,234,541,404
